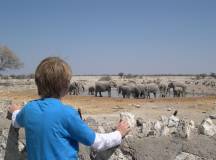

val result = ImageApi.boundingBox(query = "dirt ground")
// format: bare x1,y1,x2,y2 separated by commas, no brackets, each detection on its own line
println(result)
1,88,216,124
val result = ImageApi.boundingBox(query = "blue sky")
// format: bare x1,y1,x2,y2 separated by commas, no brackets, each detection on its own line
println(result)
0,0,216,75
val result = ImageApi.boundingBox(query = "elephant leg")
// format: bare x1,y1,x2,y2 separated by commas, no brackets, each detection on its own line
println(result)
99,92,102,97
154,92,156,98
108,91,111,97
95,91,97,97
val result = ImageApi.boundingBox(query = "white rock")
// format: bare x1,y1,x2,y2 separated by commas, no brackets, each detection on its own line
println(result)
142,121,154,137
160,115,169,126
168,115,179,128
97,126,105,133
199,118,216,136
161,126,170,136
154,121,162,136
18,141,25,152
177,120,193,139
189,120,195,129
175,152,202,160
120,112,136,128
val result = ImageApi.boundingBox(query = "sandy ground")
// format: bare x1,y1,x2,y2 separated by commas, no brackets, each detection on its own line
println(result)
1,88,216,124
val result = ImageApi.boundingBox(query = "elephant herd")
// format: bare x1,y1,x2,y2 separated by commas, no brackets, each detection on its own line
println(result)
117,82,186,99
68,80,187,99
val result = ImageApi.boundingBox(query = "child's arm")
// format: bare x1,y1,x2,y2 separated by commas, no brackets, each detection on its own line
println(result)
91,121,130,151
8,104,24,128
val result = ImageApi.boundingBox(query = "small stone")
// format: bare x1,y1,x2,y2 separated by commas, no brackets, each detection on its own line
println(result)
0,142,6,149
209,114,216,119
134,104,141,108
97,126,105,133
18,141,25,152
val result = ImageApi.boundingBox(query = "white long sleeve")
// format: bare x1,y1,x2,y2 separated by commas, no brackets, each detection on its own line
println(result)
12,110,21,128
91,131,122,151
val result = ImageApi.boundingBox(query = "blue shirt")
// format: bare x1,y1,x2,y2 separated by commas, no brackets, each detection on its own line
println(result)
16,98,96,160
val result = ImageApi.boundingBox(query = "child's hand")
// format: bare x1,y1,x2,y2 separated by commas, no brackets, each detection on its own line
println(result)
116,120,130,137
8,104,21,113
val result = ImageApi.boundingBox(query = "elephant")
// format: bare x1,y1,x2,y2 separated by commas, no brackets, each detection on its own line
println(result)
118,84,141,99
173,87,184,97
118,85,131,98
136,84,147,98
158,83,168,98
68,82,79,95
88,86,95,95
68,81,85,95
95,80,117,97
145,83,159,99
167,82,186,97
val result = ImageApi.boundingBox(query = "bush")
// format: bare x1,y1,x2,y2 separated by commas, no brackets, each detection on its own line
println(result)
98,76,112,81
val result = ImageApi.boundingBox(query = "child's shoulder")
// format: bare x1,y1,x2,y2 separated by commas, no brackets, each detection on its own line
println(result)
61,103,78,115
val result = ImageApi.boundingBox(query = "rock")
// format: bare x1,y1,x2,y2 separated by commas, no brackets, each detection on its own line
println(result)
175,152,204,160
136,117,144,127
154,121,163,136
161,126,170,136
209,114,216,119
189,120,195,129
97,126,105,133
199,118,216,136
108,148,131,160
18,141,25,152
134,104,141,108
142,121,154,137
0,142,6,149
177,120,194,139
160,115,169,126
0,111,4,118
168,115,179,128
120,112,136,128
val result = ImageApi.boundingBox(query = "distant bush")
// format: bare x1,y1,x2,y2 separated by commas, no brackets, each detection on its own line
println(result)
125,74,138,79
98,76,112,81
196,73,208,80
118,72,124,78
210,72,216,79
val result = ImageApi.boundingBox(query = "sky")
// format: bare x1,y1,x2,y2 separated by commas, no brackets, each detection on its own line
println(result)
0,0,216,75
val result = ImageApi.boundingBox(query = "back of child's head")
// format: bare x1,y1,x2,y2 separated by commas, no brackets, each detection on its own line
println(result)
35,57,72,98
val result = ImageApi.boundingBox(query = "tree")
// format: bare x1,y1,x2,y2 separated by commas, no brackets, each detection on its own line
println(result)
210,72,216,78
0,45,23,71
118,72,124,78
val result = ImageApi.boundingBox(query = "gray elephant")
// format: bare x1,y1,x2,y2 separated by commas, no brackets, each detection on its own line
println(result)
95,81,117,97
145,84,159,99
158,83,168,98
69,81,85,95
173,87,184,97
88,86,95,95
167,82,186,97
118,85,131,98
68,82,79,95
137,84,147,98
118,84,141,99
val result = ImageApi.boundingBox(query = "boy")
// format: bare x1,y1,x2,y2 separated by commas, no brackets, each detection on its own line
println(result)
9,57,130,160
